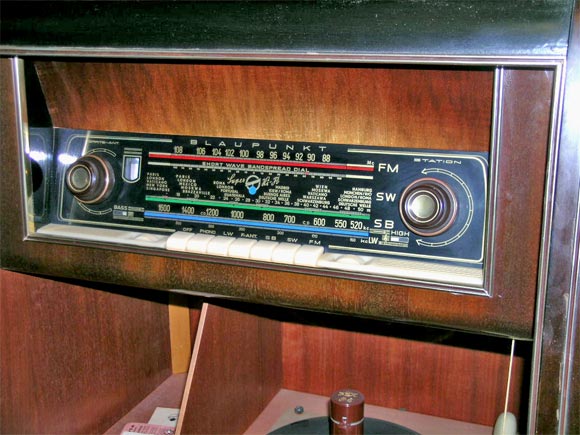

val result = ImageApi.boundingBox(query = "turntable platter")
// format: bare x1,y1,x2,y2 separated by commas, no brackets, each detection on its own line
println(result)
268,416,420,434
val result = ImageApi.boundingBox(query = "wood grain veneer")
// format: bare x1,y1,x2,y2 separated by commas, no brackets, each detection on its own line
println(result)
34,61,492,150
177,301,527,429
177,303,282,434
281,320,526,427
104,374,188,435
533,5,580,433
169,293,193,374
0,269,172,434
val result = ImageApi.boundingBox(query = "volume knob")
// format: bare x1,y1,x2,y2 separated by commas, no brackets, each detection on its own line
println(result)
399,178,457,236
65,154,115,204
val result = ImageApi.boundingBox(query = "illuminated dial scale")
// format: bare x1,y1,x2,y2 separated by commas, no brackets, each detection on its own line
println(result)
56,129,488,268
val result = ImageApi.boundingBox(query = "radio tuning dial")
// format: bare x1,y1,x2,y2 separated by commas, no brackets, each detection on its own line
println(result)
65,154,115,204
399,178,457,237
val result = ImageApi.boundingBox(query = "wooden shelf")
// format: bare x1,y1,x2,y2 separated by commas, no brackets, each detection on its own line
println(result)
105,374,187,435
174,302,517,434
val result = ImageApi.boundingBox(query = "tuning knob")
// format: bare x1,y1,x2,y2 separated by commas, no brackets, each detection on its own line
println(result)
399,178,457,236
65,154,115,204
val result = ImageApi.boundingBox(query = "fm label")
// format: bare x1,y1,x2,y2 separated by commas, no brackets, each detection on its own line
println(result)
378,163,399,173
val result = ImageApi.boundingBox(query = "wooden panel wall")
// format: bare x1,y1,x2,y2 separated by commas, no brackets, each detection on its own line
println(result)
178,303,282,434
0,270,172,434
178,301,527,428
35,61,492,151
281,320,526,427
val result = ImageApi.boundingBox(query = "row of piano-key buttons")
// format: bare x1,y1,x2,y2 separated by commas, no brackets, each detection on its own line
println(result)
166,231,324,266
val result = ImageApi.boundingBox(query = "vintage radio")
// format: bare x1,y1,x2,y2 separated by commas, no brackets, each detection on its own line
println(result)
27,126,489,292
10,55,550,336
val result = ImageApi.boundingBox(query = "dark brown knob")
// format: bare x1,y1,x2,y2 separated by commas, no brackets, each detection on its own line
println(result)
65,154,115,204
330,389,365,434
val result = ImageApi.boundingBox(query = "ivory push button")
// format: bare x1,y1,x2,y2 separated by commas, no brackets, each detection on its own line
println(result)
249,241,279,261
228,238,258,259
206,236,235,256
166,232,195,251
122,155,141,182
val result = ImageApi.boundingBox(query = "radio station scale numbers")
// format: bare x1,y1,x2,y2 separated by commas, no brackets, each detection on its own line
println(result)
57,129,488,266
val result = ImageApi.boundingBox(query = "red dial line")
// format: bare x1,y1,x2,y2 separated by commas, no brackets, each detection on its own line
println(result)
148,152,374,172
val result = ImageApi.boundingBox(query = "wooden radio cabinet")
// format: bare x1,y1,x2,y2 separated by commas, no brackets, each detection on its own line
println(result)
1,1,578,434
